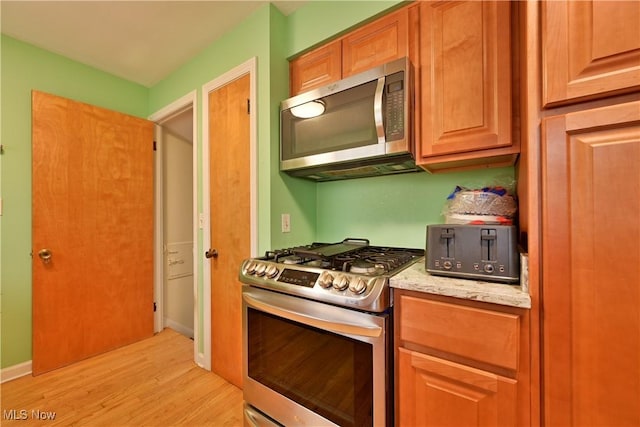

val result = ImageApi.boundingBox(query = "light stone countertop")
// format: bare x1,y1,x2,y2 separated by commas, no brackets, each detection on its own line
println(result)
390,255,531,309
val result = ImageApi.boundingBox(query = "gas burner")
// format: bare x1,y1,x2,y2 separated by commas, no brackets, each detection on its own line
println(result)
349,259,383,275
281,255,304,264
304,259,327,268
333,254,356,271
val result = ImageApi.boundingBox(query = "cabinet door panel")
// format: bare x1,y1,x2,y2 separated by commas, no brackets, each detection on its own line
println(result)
398,295,520,371
542,101,640,426
419,1,511,158
542,1,640,106
342,9,408,77
398,348,517,427
289,40,341,96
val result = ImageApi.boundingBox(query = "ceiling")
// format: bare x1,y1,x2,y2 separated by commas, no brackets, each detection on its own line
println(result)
1,1,306,87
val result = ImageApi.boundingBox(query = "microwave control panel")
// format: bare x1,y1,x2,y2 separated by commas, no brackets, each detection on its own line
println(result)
384,71,405,141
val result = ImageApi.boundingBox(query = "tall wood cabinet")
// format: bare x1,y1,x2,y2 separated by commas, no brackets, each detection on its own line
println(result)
415,1,518,172
541,0,640,106
538,1,640,425
541,101,640,426
395,291,530,427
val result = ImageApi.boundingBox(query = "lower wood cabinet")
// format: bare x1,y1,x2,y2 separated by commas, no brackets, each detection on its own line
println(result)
394,290,530,426
398,348,517,426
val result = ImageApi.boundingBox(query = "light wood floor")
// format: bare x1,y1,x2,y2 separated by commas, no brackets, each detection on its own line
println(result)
1,329,243,426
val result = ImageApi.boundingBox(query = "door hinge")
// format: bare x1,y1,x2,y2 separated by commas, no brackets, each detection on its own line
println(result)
153,140,157,151
247,99,250,115
153,302,157,312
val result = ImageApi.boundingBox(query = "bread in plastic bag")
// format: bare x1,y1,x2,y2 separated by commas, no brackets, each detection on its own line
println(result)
442,178,517,224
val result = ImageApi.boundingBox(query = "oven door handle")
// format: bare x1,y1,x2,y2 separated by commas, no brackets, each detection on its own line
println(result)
244,292,383,338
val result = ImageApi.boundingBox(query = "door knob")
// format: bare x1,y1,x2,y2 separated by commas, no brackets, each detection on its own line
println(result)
205,249,219,259
38,248,52,263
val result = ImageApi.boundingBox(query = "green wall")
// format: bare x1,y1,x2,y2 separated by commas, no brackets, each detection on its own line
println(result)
316,169,515,249
0,0,516,370
0,35,149,368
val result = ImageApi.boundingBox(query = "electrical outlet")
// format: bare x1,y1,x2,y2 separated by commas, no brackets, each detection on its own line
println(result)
281,213,291,233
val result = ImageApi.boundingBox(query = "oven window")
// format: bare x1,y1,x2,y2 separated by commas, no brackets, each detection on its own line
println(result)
247,308,373,427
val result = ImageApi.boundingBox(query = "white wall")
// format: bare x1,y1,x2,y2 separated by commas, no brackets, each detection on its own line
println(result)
163,129,194,337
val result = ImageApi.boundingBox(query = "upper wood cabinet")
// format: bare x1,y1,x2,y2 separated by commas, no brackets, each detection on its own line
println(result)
542,0,640,107
288,2,518,173
342,9,408,78
289,40,342,97
289,6,412,96
541,101,640,426
416,1,517,173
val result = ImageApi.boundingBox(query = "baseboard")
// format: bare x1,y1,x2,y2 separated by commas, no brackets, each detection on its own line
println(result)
1,361,32,383
163,318,194,339
196,352,206,369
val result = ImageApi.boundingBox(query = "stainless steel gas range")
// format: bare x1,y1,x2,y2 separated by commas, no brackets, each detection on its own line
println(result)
239,238,424,427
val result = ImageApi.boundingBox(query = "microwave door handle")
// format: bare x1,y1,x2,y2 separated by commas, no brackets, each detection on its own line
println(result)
374,76,385,144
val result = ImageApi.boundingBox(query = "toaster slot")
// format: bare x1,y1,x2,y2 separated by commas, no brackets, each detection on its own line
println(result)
481,229,497,261
441,228,455,258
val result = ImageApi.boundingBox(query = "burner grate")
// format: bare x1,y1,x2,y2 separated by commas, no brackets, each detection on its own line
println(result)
330,247,423,274
261,240,423,276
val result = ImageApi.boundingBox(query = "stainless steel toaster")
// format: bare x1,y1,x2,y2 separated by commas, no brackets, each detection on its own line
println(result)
426,224,519,283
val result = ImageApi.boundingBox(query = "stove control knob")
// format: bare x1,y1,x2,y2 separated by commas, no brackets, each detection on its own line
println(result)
245,261,257,275
265,265,279,278
349,278,367,295
333,275,349,291
319,272,334,288
254,263,267,277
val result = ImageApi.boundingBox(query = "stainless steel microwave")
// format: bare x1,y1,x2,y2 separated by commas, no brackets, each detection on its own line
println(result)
280,57,420,181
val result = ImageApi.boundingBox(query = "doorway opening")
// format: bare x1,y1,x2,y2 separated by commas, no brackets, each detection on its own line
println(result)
159,108,194,339
149,92,198,360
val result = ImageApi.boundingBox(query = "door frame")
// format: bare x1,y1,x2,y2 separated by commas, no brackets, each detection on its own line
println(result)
148,91,197,359
202,57,258,370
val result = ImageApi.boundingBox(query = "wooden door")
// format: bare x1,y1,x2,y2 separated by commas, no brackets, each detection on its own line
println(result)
209,74,250,389
397,348,517,426
542,101,640,426
32,91,154,375
418,1,512,159
542,0,640,106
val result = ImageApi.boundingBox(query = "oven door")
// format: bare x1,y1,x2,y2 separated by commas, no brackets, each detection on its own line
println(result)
242,286,390,427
